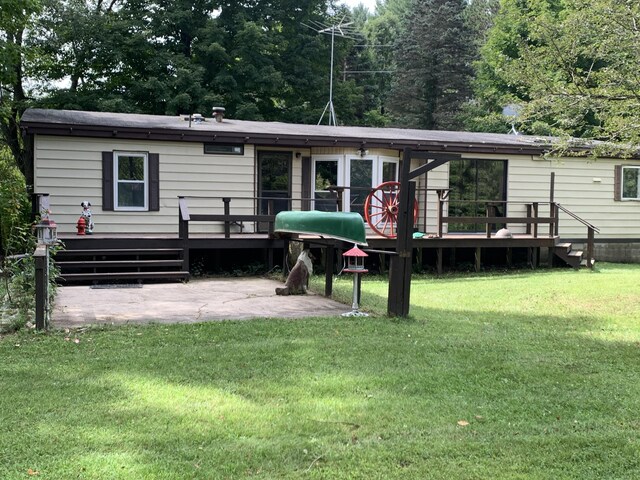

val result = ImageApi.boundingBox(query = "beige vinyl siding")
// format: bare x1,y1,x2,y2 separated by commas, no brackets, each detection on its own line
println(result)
34,135,255,235
507,155,640,238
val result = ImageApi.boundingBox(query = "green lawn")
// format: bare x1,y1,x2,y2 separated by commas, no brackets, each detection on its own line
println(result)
1,264,639,479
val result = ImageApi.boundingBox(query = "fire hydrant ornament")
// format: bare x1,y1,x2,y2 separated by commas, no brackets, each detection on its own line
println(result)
76,216,86,235
79,200,95,234
341,245,369,317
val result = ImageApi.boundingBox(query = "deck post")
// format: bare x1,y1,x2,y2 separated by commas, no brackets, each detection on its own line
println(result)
223,197,231,238
178,196,190,278
528,247,538,269
388,148,414,317
587,227,595,269
549,172,556,237
485,204,492,238
532,202,539,237
437,247,443,275
475,247,481,272
34,245,48,330
526,204,532,235
325,243,334,297
437,191,444,237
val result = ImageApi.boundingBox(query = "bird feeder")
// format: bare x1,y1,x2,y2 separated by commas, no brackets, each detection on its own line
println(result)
35,217,58,246
342,245,369,317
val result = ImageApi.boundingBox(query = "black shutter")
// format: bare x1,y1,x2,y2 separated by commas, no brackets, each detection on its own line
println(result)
149,153,160,211
102,152,114,211
301,156,311,211
614,165,622,201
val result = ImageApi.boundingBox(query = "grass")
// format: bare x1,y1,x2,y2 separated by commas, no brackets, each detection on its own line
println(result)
1,263,640,479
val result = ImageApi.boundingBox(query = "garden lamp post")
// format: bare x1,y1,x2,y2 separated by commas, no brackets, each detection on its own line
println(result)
33,214,57,330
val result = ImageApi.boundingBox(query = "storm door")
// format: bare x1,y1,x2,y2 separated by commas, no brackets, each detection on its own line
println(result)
258,151,291,218
448,159,507,232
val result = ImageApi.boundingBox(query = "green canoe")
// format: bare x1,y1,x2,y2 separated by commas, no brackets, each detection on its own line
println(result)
274,211,368,246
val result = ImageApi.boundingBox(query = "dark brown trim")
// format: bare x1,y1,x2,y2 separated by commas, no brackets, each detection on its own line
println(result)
148,153,160,211
22,122,552,156
614,164,622,201
102,151,114,211
301,156,311,211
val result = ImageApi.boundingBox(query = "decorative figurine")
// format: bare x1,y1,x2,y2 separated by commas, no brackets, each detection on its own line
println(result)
80,201,95,234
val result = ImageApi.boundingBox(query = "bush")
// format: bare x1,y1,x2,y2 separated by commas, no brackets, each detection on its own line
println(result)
0,146,58,332
0,147,31,255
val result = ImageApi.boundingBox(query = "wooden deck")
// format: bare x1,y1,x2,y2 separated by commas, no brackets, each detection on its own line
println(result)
53,230,567,290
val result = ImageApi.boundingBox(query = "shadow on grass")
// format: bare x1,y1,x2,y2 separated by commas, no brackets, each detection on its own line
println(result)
2,299,640,479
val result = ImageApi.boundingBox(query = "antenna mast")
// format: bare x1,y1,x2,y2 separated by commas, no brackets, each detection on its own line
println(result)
303,15,358,126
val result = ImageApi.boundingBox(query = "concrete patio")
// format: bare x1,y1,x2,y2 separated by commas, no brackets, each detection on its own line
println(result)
52,277,350,328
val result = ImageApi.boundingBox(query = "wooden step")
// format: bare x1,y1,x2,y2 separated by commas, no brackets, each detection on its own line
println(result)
59,271,190,282
56,259,184,268
56,248,183,257
553,242,584,268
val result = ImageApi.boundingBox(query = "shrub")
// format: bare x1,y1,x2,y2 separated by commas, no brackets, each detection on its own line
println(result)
0,147,58,332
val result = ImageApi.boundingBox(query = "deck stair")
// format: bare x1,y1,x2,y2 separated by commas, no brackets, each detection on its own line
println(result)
554,242,588,268
54,244,189,284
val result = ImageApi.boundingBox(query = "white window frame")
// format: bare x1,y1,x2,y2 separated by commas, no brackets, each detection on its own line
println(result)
312,155,344,210
379,156,399,185
114,151,149,211
621,166,640,200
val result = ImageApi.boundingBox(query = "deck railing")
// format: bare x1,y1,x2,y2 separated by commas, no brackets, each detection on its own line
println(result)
436,192,559,239
178,192,598,263
555,203,600,267
435,193,599,268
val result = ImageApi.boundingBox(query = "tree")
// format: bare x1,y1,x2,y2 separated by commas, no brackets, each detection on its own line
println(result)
0,0,40,184
387,0,475,130
469,0,640,149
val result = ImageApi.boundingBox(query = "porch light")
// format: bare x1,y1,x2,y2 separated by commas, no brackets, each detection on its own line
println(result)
357,147,368,157
35,216,58,246
342,245,369,317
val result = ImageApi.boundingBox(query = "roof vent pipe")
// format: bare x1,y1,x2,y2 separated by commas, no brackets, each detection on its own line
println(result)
212,107,226,123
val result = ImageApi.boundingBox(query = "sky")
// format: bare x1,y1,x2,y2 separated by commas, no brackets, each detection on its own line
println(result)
338,0,378,13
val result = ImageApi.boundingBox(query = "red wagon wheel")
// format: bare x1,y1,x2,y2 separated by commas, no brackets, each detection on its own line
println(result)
364,181,419,239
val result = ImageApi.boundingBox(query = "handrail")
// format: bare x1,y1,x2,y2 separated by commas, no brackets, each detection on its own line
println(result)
554,203,598,269
555,203,600,234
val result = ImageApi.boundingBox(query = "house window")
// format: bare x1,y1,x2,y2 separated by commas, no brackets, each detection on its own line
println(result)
313,158,342,211
347,158,373,217
382,160,398,183
622,166,640,200
204,143,244,155
114,152,148,210
448,159,507,232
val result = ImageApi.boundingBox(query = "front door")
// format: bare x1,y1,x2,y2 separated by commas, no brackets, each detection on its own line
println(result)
258,151,291,216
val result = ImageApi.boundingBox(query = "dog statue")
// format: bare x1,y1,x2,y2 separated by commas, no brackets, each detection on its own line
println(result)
276,249,314,296
80,201,95,234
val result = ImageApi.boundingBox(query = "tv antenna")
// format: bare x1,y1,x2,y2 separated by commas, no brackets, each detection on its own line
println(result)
303,15,359,126
502,104,522,135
